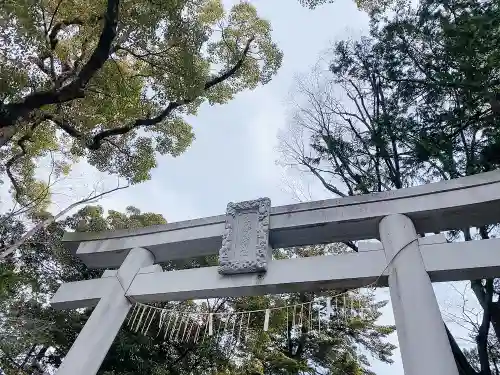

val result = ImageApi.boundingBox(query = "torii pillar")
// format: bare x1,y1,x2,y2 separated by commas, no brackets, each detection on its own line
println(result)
380,214,457,375
55,248,156,375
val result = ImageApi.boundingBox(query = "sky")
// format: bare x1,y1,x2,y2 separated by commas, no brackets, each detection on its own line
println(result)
10,0,481,373
74,0,371,219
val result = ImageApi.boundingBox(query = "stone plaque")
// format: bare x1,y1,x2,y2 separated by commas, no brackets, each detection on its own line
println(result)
218,198,271,275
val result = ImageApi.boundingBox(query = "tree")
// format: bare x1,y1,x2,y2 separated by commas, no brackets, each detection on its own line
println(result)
297,0,407,14
0,0,282,207
279,37,427,199
0,206,395,375
280,0,500,372
371,2,500,369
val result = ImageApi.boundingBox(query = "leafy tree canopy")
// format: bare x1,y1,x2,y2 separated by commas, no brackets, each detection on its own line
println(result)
0,0,282,208
298,0,401,14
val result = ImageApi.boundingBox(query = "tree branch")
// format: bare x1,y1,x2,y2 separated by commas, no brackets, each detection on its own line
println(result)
47,0,64,32
85,37,254,150
476,279,493,375
302,159,346,197
445,323,479,375
0,0,119,128
0,183,129,260
5,118,46,202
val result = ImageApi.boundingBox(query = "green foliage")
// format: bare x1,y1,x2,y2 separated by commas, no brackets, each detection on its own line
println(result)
0,215,26,299
0,0,282,208
0,209,394,375
371,0,500,177
298,0,398,13
283,0,500,372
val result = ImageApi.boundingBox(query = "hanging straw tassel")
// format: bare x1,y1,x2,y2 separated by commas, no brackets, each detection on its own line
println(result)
308,303,312,332
185,316,196,343
231,314,237,339
156,310,166,337
208,313,213,336
143,308,156,335
128,291,373,345
134,304,147,332
217,314,224,339
237,313,244,345
245,312,251,343
130,304,143,330
127,304,138,326
263,309,270,332
326,297,332,330
194,316,202,343
343,295,347,323
318,305,321,334
164,312,175,340
202,315,210,344
182,314,192,342
140,306,151,333
169,314,180,340
286,307,289,341
175,314,187,341
223,313,229,337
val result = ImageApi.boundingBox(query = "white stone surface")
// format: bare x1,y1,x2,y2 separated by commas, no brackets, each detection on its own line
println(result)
122,238,500,303
358,241,383,252
379,214,458,375
52,171,500,375
55,248,155,375
51,278,114,310
358,234,447,252
419,233,447,246
65,170,500,268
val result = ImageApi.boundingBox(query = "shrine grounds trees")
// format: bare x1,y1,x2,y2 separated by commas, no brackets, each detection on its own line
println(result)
0,206,395,375
0,0,282,210
280,0,500,372
0,1,399,374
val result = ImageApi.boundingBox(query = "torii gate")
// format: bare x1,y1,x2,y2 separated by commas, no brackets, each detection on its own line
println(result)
51,171,500,375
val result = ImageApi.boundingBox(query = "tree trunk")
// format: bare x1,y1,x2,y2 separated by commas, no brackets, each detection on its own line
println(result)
446,323,479,375
476,279,493,375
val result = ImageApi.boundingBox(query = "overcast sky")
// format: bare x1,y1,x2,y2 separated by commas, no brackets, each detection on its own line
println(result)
22,0,480,373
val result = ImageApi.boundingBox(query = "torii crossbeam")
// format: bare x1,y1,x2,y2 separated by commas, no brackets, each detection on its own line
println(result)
51,171,500,375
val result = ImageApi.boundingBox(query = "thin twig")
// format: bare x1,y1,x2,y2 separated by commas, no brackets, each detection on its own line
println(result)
0,183,129,260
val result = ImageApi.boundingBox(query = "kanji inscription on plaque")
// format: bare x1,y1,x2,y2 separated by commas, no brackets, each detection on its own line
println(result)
218,198,271,275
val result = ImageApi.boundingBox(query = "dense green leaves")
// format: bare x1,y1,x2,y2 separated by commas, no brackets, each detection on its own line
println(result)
0,0,282,208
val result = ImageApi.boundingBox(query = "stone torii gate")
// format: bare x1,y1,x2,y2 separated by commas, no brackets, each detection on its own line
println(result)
51,171,500,375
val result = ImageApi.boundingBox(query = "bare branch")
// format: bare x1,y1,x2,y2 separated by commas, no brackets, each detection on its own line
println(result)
0,183,129,260
47,0,64,32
